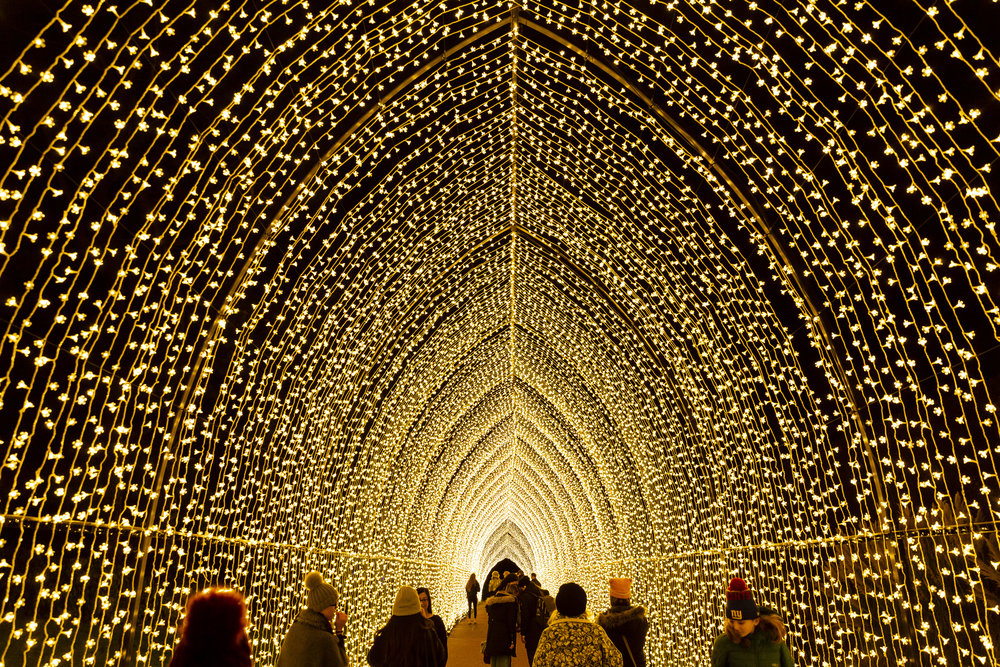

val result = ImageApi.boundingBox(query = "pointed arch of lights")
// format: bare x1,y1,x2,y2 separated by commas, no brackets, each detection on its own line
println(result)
1,2,998,666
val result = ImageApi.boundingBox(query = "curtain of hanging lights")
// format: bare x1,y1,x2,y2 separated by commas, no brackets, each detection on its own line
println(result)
0,0,998,665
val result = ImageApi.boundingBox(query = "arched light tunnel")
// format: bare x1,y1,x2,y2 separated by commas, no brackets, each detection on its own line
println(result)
0,1,998,665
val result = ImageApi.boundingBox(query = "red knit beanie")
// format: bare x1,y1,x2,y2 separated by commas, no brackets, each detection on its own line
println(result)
725,578,759,620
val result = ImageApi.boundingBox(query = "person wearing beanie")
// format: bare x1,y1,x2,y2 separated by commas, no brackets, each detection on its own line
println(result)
367,586,445,667
596,579,648,667
516,575,545,665
277,571,348,667
710,578,793,667
532,583,622,667
484,581,521,667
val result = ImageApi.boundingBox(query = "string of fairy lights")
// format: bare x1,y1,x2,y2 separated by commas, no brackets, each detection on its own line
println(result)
0,0,997,665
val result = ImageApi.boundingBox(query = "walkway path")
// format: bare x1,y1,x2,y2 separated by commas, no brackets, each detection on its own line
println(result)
448,602,529,667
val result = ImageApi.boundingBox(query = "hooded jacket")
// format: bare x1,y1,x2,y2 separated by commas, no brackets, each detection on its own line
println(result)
596,606,648,667
276,608,346,667
484,591,519,656
533,616,622,667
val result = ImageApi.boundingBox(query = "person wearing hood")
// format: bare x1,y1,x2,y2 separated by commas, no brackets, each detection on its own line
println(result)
596,579,648,667
277,571,348,667
484,581,520,667
532,583,622,667
368,586,446,667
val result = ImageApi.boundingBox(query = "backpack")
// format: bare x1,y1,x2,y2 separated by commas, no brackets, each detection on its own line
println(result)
534,595,555,632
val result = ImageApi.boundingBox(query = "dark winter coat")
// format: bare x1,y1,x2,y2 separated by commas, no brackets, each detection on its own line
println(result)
484,592,519,657
429,615,448,663
516,583,544,637
710,629,793,667
276,609,346,667
367,613,446,667
596,606,648,667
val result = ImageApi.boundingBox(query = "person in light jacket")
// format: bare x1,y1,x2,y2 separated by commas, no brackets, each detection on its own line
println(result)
485,571,502,601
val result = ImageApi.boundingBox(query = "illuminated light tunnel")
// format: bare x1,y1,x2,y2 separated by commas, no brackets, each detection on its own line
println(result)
0,1,998,665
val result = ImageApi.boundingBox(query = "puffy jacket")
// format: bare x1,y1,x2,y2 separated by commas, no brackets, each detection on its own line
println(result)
596,606,648,667
710,629,793,667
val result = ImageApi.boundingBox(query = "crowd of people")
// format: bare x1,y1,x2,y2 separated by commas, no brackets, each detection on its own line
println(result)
166,571,791,667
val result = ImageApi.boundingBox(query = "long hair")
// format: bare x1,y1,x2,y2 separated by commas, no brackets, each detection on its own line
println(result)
416,587,434,614
723,612,787,647
169,587,251,667
466,574,478,592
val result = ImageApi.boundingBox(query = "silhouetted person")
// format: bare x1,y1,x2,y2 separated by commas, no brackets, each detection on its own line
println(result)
466,573,481,622
368,586,445,667
484,582,520,667
517,575,544,665
169,587,251,667
417,587,448,663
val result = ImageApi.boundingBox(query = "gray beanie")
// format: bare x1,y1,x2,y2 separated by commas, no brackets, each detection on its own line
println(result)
392,586,422,616
305,571,339,612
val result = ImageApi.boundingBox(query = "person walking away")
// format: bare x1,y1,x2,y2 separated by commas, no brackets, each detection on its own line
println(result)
538,589,556,622
532,582,622,667
368,586,446,667
466,574,481,622
417,587,449,663
484,581,520,667
498,572,519,590
710,578,792,667
596,579,647,667
277,571,348,667
169,587,252,667
486,571,502,600
516,576,545,665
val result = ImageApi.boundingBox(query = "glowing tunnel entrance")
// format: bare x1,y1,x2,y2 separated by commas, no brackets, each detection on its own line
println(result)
1,2,999,667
